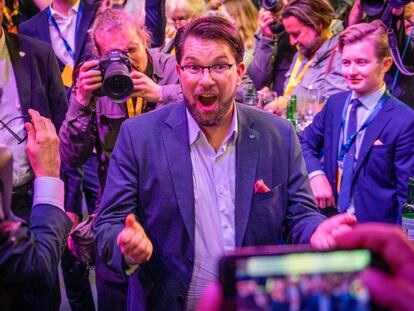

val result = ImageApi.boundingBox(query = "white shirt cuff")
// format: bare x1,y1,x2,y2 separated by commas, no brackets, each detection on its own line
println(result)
308,170,326,180
33,177,65,211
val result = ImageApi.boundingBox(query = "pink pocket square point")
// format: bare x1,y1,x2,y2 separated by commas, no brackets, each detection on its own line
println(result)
254,179,271,193
373,139,383,146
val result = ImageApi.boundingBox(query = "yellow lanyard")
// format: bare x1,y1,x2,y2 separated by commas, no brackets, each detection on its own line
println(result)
284,53,314,97
126,97,144,118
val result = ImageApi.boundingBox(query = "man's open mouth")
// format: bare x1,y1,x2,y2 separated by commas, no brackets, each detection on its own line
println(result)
198,94,218,106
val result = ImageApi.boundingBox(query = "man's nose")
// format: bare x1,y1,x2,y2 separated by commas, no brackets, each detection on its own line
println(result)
348,63,357,75
198,69,215,86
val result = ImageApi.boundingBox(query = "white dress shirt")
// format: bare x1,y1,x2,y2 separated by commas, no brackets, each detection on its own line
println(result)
0,29,33,187
48,0,80,67
186,105,238,310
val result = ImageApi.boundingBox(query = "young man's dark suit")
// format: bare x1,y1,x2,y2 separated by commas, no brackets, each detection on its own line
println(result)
300,91,414,223
6,31,68,218
19,3,100,310
19,0,98,71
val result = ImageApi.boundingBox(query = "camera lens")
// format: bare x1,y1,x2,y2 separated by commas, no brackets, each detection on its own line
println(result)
102,62,134,103
262,0,280,10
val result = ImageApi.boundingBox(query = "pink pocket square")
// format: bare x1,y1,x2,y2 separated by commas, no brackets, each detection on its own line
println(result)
373,139,384,146
254,179,271,193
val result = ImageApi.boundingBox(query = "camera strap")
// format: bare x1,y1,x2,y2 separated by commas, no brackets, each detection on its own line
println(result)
47,0,84,61
382,5,414,77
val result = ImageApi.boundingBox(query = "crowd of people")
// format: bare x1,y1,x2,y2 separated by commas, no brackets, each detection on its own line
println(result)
0,0,413,310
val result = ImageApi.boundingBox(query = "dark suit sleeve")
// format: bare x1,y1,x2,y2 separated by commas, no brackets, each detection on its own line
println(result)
394,112,414,215
94,122,140,280
284,123,326,243
299,99,329,174
46,45,68,131
0,205,72,293
145,0,166,48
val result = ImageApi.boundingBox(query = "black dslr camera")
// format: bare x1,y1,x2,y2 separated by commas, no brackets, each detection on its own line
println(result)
362,0,413,16
93,50,134,103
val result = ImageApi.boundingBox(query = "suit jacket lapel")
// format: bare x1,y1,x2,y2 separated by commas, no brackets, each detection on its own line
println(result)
37,10,53,45
5,32,31,120
353,99,394,177
162,103,195,246
235,105,259,247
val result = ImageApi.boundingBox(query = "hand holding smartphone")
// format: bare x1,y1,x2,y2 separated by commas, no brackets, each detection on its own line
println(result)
219,245,387,311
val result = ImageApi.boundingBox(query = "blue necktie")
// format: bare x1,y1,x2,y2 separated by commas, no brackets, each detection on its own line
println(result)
338,98,361,212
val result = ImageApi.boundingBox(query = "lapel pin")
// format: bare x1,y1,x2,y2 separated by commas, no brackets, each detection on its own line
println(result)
18,51,26,57
248,134,255,139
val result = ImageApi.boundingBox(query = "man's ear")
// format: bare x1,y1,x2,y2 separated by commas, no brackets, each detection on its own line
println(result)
236,62,246,85
382,56,393,73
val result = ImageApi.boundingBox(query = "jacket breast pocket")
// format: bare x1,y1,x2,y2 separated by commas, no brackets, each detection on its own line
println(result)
248,183,284,243
363,143,394,184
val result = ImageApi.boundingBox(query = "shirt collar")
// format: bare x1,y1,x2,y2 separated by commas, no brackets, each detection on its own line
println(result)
49,0,80,19
186,102,239,147
0,28,6,59
351,84,386,110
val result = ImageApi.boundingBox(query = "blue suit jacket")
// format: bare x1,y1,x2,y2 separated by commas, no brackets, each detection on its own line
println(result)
300,91,414,223
0,204,72,309
95,102,325,311
19,0,98,72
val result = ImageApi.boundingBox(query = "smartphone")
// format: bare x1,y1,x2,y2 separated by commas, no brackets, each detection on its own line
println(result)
219,245,387,311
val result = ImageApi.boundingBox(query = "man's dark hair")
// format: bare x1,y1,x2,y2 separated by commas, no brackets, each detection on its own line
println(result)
174,16,245,65
282,0,334,30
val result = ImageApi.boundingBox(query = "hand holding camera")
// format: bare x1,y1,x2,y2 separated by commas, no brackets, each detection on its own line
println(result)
75,59,102,106
258,8,278,39
130,71,162,103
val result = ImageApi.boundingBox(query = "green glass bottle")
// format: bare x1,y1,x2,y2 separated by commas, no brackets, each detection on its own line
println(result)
244,84,256,106
287,95,297,128
402,177,414,241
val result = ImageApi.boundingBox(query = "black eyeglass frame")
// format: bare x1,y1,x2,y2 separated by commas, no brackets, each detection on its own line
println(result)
0,115,30,144
179,64,235,75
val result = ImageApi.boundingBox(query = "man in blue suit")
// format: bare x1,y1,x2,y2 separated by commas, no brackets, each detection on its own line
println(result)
300,20,414,223
0,109,72,310
95,16,356,310
19,2,100,309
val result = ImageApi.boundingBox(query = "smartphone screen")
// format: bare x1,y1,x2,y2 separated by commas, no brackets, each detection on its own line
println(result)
221,248,373,311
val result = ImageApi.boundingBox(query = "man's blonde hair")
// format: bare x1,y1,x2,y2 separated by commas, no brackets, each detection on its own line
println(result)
338,20,391,60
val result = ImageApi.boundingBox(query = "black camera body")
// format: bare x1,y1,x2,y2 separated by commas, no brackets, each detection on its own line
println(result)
362,0,413,16
93,50,134,103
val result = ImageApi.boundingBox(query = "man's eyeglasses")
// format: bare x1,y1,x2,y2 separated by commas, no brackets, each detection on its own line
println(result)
179,64,234,76
0,115,29,144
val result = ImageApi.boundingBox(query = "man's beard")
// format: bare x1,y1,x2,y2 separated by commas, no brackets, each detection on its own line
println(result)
185,96,234,127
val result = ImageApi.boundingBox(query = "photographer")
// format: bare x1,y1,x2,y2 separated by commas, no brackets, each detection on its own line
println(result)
0,109,72,310
58,8,181,310
60,8,181,186
261,0,348,115
247,0,296,96
347,0,414,108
